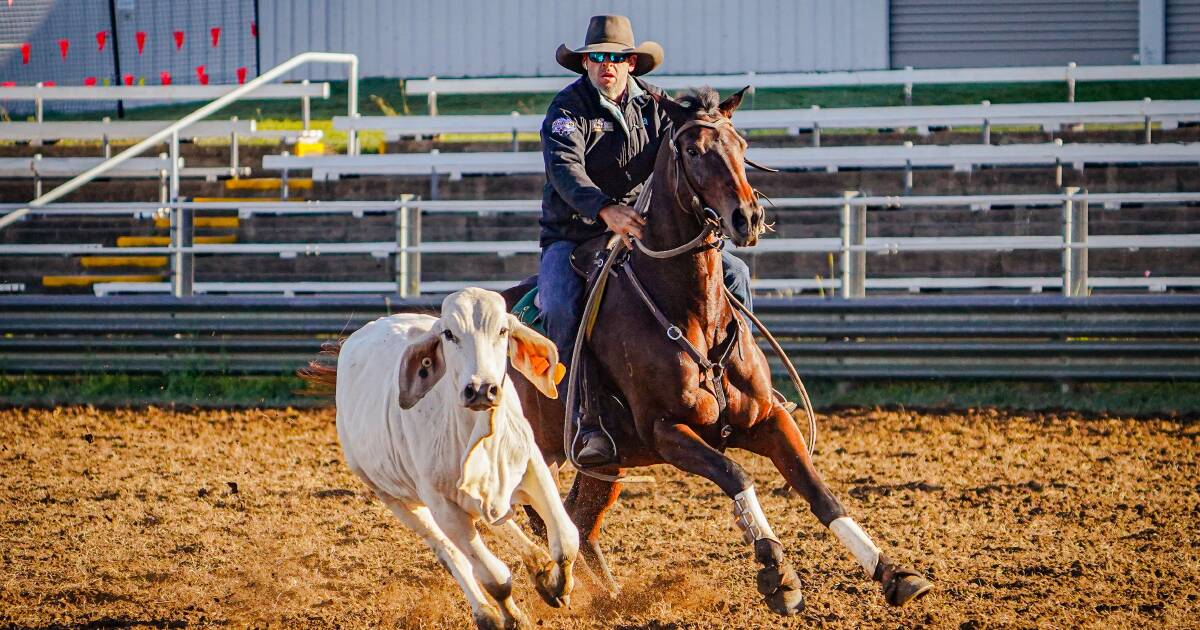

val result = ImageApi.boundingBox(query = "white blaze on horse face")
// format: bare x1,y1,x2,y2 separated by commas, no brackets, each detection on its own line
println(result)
440,289,510,406
829,516,882,576
732,486,779,545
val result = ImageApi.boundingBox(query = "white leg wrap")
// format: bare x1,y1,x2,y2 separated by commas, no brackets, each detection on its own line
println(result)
829,517,881,576
731,486,778,545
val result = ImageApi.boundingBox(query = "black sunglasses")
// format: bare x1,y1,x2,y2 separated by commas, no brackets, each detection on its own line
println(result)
587,52,631,64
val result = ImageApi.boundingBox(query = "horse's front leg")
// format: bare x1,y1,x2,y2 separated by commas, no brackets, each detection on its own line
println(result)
653,420,805,616
737,408,934,607
562,470,623,594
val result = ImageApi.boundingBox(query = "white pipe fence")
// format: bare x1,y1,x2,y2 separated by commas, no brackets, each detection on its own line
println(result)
2,192,1198,298
407,62,1200,111
334,99,1200,143
0,53,361,298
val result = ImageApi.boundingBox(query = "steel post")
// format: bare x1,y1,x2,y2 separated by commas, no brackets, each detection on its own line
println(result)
1062,187,1089,297
230,116,240,176
395,198,419,297
841,191,866,299
301,79,311,131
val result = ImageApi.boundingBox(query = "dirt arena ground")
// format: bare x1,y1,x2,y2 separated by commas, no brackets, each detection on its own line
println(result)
1,405,1196,629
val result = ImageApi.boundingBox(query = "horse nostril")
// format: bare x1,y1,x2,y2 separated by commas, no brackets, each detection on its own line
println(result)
462,384,477,402
732,210,749,236
484,383,499,402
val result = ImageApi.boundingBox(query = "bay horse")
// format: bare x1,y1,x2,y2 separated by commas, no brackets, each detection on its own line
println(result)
504,87,933,615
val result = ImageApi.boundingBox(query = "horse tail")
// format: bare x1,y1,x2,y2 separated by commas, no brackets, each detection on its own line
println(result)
297,339,343,395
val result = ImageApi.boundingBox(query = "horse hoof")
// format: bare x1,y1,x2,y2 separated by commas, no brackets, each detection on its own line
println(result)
533,561,573,608
883,569,934,607
757,565,805,616
764,586,805,616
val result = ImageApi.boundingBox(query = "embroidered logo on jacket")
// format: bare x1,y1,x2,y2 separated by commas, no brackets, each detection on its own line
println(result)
551,117,576,137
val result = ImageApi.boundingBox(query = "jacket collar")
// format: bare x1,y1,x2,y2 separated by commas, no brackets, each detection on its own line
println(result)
585,77,645,137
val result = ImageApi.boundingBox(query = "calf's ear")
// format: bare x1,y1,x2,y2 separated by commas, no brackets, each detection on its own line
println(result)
507,314,563,400
398,327,445,409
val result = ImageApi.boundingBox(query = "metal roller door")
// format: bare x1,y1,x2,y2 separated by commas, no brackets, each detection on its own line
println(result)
1167,0,1200,63
890,0,1140,68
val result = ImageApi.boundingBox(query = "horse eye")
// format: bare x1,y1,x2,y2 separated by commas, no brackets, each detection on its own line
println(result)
686,147,699,157
498,327,509,338
441,329,457,343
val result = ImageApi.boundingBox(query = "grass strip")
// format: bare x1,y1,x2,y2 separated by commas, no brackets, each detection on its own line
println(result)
2,373,1197,416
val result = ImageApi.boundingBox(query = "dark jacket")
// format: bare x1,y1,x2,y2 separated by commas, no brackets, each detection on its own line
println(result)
539,76,669,247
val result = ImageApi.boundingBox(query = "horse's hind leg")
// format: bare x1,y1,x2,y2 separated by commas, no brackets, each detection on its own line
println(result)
563,470,623,594
653,420,805,616
738,408,934,607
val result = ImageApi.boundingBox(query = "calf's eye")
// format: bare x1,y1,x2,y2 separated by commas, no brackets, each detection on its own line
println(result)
498,327,509,338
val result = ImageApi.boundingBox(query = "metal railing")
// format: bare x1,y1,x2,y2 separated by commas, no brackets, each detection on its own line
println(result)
408,62,1200,112
1,294,1197,380
2,191,1197,298
334,98,1200,148
0,52,360,299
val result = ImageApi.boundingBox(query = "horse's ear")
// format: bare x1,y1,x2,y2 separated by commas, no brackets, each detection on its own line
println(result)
719,86,750,119
652,91,690,126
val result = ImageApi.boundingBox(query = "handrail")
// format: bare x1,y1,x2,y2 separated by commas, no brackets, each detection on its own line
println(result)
0,52,359,232
4,191,1200,217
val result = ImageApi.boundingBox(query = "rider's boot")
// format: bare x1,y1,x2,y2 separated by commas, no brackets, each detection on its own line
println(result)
573,349,617,467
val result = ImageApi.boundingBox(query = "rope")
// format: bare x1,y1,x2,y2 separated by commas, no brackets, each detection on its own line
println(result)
723,287,818,458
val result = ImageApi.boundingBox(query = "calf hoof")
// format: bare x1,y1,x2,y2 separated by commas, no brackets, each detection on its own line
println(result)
757,565,805,616
883,568,934,607
502,605,532,630
532,560,573,608
473,604,506,630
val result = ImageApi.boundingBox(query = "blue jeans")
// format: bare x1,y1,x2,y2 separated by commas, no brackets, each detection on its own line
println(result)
538,240,753,384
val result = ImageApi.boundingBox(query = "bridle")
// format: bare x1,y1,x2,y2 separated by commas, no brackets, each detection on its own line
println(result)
632,115,775,260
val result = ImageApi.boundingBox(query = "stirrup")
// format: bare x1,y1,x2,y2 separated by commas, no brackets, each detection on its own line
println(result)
575,428,617,467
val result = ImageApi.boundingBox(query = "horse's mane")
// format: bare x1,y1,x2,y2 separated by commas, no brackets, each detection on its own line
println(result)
674,87,721,118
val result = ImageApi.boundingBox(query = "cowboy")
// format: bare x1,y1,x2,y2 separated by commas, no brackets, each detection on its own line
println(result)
539,15,753,467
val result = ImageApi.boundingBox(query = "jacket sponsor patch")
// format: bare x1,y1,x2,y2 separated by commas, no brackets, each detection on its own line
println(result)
551,117,576,137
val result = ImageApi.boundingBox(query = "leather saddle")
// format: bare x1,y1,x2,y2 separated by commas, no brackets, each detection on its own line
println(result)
569,233,622,279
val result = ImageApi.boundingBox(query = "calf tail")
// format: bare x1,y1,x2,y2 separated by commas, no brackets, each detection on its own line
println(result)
297,339,343,395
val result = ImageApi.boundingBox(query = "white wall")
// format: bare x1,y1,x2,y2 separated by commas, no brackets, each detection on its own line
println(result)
258,0,889,80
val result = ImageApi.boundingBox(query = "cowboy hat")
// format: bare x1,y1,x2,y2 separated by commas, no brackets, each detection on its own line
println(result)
555,15,663,76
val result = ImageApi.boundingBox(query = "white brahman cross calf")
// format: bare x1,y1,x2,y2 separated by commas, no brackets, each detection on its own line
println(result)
333,288,578,630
